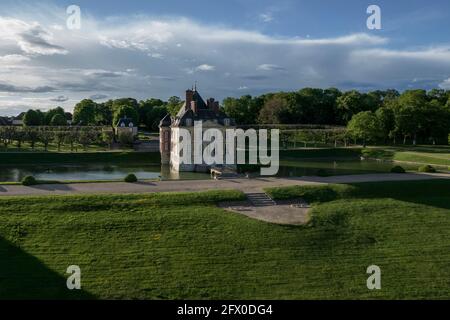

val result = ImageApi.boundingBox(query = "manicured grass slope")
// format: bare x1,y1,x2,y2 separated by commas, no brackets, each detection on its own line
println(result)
1,182,450,299
363,146,450,167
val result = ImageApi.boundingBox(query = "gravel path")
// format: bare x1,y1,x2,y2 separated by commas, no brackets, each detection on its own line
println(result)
0,172,448,197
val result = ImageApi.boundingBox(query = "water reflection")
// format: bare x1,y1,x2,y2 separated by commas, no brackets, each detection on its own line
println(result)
0,160,420,183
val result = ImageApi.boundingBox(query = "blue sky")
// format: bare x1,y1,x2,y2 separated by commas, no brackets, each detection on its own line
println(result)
0,0,450,115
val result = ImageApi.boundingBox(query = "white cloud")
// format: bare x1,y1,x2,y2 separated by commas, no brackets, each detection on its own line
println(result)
0,5,449,116
257,64,285,71
148,52,164,59
439,78,450,89
196,64,216,72
0,17,68,55
259,13,274,23
0,54,30,64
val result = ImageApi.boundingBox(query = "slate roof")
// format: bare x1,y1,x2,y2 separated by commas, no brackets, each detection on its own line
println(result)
116,117,135,127
159,113,172,127
166,90,235,128
0,116,11,126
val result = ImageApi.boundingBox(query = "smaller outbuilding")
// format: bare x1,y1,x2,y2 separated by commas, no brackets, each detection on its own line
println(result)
115,117,138,137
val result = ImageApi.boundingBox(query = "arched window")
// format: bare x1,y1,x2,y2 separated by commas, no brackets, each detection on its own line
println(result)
185,118,193,126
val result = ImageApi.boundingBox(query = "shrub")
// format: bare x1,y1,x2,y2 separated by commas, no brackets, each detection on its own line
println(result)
22,175,37,186
418,165,436,173
124,173,138,183
390,166,406,173
118,130,134,147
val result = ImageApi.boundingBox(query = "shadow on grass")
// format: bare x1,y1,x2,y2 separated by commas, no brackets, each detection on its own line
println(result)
267,179,450,211
0,235,95,299
343,179,450,210
29,184,73,192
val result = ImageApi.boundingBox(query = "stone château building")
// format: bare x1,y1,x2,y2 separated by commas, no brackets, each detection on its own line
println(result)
159,88,236,172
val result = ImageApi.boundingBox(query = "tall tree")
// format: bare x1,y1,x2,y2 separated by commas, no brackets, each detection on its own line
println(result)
73,99,97,125
23,109,42,126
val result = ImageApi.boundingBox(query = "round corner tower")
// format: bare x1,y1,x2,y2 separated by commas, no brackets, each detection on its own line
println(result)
159,114,171,165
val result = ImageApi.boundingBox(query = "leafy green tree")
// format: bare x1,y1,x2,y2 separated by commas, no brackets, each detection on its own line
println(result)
13,128,26,148
166,96,182,117
23,109,43,126
113,105,139,125
101,129,115,149
50,113,67,126
24,127,39,150
257,95,291,124
94,103,113,125
38,129,54,151
347,111,381,147
73,99,97,125
78,128,99,151
44,107,65,125
117,130,134,147
337,91,377,123
146,106,168,131
375,107,395,143
0,126,15,149
139,98,165,127
54,130,67,151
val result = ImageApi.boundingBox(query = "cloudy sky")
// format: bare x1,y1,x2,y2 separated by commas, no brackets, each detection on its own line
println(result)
1,0,450,116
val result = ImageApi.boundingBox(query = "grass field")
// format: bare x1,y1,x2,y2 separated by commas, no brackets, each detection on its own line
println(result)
1,180,450,299
363,145,450,167
280,148,362,159
0,151,160,166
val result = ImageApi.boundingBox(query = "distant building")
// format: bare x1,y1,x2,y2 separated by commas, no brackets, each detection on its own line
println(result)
0,116,11,126
159,87,236,172
115,117,138,137
12,112,25,126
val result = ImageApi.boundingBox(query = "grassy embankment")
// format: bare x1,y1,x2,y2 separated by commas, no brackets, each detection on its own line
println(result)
362,145,450,167
1,180,450,299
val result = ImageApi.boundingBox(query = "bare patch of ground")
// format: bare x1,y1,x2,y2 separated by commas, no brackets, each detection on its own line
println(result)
218,199,311,225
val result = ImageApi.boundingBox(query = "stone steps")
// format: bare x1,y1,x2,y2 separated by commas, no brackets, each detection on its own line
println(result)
246,192,277,207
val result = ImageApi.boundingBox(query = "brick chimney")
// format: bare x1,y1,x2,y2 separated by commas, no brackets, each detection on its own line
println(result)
191,100,198,114
213,101,220,113
185,89,193,111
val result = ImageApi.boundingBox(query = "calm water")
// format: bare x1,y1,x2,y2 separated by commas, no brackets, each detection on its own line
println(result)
0,164,209,182
0,159,420,182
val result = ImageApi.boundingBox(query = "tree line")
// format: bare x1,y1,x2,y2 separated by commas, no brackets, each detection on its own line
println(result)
21,96,183,131
13,87,450,146
0,126,115,151
223,88,450,145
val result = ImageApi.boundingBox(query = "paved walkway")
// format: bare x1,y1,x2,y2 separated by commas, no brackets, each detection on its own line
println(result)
0,172,449,197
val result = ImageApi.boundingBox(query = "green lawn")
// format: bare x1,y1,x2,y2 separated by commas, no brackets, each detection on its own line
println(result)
1,180,450,299
280,147,362,159
363,145,450,167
